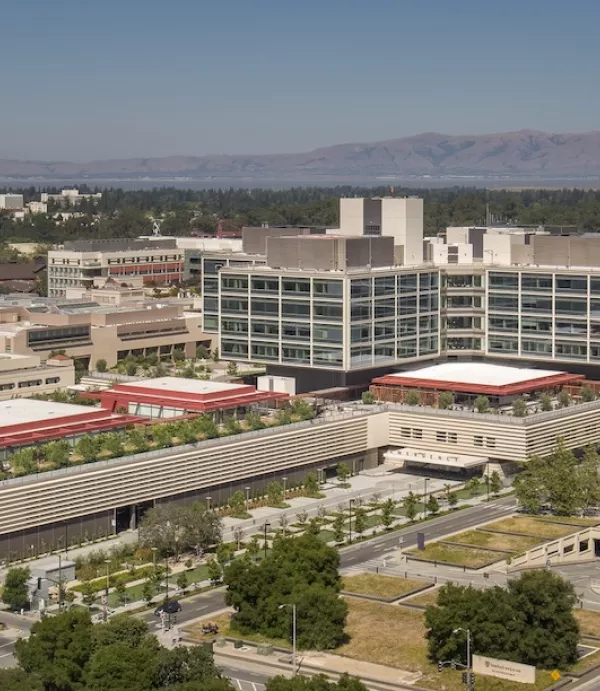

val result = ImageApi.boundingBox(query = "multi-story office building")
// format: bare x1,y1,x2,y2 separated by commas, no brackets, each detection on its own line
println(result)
0,194,24,210
218,235,440,390
0,352,74,400
48,238,184,297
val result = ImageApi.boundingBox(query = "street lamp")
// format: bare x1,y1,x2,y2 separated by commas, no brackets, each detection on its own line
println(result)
104,559,111,621
279,603,297,675
206,496,212,511
423,477,431,519
453,628,473,691
282,476,288,498
245,486,251,511
263,522,270,559
151,547,158,573
348,499,355,544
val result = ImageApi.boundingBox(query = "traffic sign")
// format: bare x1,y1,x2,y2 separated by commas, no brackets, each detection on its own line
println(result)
551,670,561,681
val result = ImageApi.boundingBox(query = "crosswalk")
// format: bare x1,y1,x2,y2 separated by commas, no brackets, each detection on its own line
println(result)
231,678,265,691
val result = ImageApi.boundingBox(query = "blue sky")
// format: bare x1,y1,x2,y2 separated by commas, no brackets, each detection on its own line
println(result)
2,0,599,160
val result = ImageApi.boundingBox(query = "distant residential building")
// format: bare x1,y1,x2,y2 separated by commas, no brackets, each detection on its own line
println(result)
0,258,46,294
40,188,102,206
0,194,24,210
47,238,184,297
27,201,48,214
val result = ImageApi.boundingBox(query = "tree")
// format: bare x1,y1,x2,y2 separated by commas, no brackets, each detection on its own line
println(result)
91,615,149,651
296,509,309,525
336,462,350,485
405,390,420,406
10,447,37,476
44,440,70,468
246,535,260,562
154,644,228,689
102,433,124,458
332,515,345,543
467,476,481,497
142,579,155,604
216,542,235,567
96,359,108,373
177,572,189,592
244,410,265,431
151,424,173,449
228,490,247,517
512,397,527,417
448,492,458,508
490,470,503,497
84,642,158,691
226,361,238,376
361,391,375,405
403,492,419,523
380,498,395,530
437,391,454,409
304,472,320,497
426,495,440,516
266,481,284,507
2,567,30,611
291,398,315,421
15,610,93,691
224,533,347,650
233,525,244,550
196,345,209,360
539,392,553,411
425,571,579,669
474,395,490,413
127,428,149,453
353,508,367,537
265,674,367,691
558,390,571,408
0,668,43,691
75,435,98,463
207,559,223,585
580,385,596,402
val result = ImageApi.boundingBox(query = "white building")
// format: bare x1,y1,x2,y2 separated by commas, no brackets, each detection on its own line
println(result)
0,194,24,210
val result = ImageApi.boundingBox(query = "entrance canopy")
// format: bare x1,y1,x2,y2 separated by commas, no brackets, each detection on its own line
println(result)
384,447,488,470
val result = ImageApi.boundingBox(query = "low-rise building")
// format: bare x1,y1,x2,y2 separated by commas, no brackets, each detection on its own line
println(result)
0,352,75,400
0,194,24,210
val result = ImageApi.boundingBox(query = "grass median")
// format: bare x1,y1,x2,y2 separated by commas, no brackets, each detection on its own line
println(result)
446,529,541,553
483,517,585,539
342,573,427,599
407,542,503,568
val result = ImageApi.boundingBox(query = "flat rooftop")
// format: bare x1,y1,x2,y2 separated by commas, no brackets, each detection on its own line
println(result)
372,362,583,397
0,399,95,427
122,377,246,396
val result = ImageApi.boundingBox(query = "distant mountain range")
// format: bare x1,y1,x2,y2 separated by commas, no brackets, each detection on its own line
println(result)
2,130,600,181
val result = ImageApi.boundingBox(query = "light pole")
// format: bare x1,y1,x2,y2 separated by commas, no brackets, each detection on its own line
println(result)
279,603,297,675
348,499,355,544
245,486,251,511
104,559,111,621
206,496,212,511
282,476,288,498
453,627,473,691
423,477,430,519
263,522,270,559
151,547,158,573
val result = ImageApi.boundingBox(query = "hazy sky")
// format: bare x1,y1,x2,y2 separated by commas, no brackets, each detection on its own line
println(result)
2,0,599,161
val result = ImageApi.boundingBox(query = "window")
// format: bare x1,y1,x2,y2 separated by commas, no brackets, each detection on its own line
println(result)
351,325,371,344
251,277,279,293
412,429,423,439
313,347,343,366
474,435,483,447
374,276,395,296
399,274,417,293
489,272,518,289
401,428,411,438
374,344,395,361
556,275,587,293
486,437,496,448
251,342,279,361
521,339,552,356
555,341,587,359
221,340,248,357
397,339,417,358
351,303,371,321
282,279,310,295
489,295,518,312
282,322,311,341
281,301,310,318
436,431,447,442
251,321,279,338
398,296,417,315
0,383,15,391
18,379,42,388
221,298,248,314
521,274,552,291
282,345,310,363
374,322,395,340
313,324,343,343
374,300,395,319
314,303,342,321
251,298,279,316
488,336,518,353
351,279,371,299
398,318,417,336
554,297,587,316
221,275,248,291
350,346,372,365
221,319,248,334
448,432,457,444
522,317,551,333
313,279,343,298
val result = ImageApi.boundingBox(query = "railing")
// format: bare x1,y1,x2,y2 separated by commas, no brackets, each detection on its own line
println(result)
0,407,379,489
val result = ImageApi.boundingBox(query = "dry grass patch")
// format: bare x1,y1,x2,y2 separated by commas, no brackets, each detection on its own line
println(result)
485,517,578,539
408,542,503,568
342,573,426,600
448,529,542,553
403,587,440,608
183,611,291,649
536,516,600,527
575,609,600,639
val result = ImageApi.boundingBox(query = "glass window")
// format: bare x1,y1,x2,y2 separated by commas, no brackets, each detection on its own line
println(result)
555,341,587,359
419,335,438,355
313,347,343,366
446,274,481,288
314,302,343,321
397,339,417,358
447,295,479,309
251,277,279,293
399,274,417,293
203,277,219,293
351,279,371,299
351,325,371,344
489,272,518,289
282,345,310,363
556,320,587,335
222,275,248,291
556,275,588,293
554,297,587,316
374,344,395,362
282,278,310,295
282,322,311,341
313,324,343,343
488,336,518,353
447,337,480,351
374,276,396,296
374,300,395,319
488,316,518,332
252,299,279,316
351,303,371,321
251,342,279,360
448,316,473,330
350,346,372,366
420,293,438,312
221,298,248,314
522,317,552,333
521,274,552,291
374,321,395,340
203,315,218,332
420,315,438,332
204,260,225,275
488,294,518,312
281,301,309,318
313,279,343,298
251,320,279,338
222,340,248,357
398,295,417,315
419,273,431,290
521,339,552,356
221,318,248,334
398,318,417,336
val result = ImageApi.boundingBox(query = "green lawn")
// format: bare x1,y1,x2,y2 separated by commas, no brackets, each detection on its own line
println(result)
408,542,504,568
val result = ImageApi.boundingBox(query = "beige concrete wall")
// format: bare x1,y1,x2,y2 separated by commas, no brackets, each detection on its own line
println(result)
510,527,598,570
338,198,364,237
0,361,75,400
0,414,375,534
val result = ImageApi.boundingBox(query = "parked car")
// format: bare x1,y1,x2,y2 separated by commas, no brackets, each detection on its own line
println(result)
154,600,182,616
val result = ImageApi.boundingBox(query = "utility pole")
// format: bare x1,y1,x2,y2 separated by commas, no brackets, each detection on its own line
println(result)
348,499,355,544
279,604,297,675
263,523,270,559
